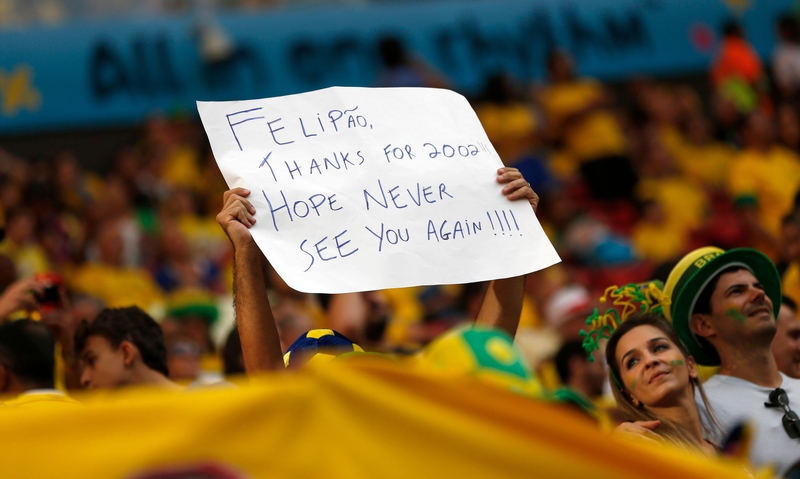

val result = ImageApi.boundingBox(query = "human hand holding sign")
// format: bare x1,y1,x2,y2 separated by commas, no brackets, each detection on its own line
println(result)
497,167,538,213
218,186,283,372
474,167,539,338
218,167,540,371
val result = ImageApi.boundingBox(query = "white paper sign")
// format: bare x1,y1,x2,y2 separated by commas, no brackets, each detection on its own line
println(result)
198,87,560,294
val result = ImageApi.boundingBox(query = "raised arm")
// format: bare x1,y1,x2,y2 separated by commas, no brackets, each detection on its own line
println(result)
216,187,284,372
474,167,539,338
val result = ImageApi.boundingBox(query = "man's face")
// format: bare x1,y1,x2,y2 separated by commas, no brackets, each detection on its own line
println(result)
582,351,607,399
79,336,130,390
771,305,800,378
708,269,776,344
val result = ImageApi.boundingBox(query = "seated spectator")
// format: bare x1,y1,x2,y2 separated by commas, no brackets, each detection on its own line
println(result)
473,73,539,165
68,221,163,311
74,306,180,391
777,103,800,153
772,296,800,379
711,20,767,115
374,36,449,89
773,14,800,101
0,209,49,279
675,114,734,191
164,334,202,383
538,49,636,201
636,135,708,236
728,111,800,260
0,319,80,409
631,200,688,265
554,340,605,402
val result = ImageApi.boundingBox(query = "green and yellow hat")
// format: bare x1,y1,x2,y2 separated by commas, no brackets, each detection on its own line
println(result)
663,247,781,366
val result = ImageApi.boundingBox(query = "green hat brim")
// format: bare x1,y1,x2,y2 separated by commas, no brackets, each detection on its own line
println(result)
671,248,781,366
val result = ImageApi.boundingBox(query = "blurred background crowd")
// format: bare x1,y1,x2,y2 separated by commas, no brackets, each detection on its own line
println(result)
1,0,800,399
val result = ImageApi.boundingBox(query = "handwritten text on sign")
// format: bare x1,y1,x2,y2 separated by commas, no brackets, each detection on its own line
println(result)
198,87,560,293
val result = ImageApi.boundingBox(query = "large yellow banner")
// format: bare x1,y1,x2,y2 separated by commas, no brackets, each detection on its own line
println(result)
0,359,749,478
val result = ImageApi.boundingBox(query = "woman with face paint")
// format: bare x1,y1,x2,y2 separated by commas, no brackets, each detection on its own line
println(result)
604,313,722,455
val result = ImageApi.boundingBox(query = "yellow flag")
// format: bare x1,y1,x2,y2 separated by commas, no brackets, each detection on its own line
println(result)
0,359,750,479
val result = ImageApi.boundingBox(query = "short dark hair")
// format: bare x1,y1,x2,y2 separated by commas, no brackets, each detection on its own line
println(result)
692,265,749,315
0,319,55,389
554,340,587,385
75,306,169,377
781,295,798,316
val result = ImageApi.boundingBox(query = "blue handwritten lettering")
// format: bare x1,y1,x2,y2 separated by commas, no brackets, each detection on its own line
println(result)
226,107,265,151
267,118,294,146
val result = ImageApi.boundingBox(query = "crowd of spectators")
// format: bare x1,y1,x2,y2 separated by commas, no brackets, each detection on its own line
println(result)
1,13,800,475
3,16,800,390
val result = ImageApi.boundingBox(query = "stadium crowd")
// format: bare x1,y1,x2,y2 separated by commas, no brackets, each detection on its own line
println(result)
0,11,799,477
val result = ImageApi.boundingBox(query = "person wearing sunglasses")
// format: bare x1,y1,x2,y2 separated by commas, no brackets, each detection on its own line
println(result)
663,247,800,475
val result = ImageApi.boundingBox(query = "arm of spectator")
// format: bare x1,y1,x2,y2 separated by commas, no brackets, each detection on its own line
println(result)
0,278,44,321
217,188,284,372
474,168,539,338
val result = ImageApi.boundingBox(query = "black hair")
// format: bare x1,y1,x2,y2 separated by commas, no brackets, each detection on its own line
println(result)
0,319,55,389
722,20,744,38
691,265,749,315
74,306,169,377
554,340,588,385
778,14,800,44
378,36,408,68
782,295,798,315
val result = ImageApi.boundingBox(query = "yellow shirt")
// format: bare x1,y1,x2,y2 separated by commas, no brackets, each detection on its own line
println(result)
658,124,687,162
728,146,800,237
632,220,689,264
177,215,229,260
539,80,627,161
68,263,163,311
162,145,202,191
782,262,800,305
636,176,708,232
675,142,734,190
0,241,49,279
475,103,537,164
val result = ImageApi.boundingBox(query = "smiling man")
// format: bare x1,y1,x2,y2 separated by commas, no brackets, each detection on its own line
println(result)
664,247,799,474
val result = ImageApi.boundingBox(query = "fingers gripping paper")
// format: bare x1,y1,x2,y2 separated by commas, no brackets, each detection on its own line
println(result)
198,87,560,293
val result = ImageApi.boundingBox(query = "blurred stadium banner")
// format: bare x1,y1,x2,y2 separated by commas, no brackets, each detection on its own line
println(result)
0,0,792,134
0,360,752,478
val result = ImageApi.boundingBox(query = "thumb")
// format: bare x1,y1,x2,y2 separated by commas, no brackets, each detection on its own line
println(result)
640,420,661,430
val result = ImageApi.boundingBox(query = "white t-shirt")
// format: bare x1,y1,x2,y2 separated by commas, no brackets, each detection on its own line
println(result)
699,373,800,475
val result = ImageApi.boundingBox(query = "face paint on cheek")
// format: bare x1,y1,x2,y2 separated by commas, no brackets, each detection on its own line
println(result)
630,378,637,391
725,308,748,323
669,359,684,367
